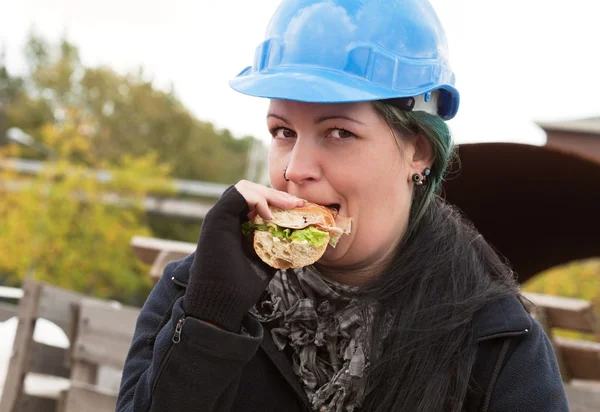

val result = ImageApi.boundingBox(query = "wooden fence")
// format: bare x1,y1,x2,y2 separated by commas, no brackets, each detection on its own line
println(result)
0,280,138,412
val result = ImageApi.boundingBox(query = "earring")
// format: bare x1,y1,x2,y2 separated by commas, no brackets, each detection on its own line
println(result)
284,167,290,182
412,168,431,186
412,173,423,186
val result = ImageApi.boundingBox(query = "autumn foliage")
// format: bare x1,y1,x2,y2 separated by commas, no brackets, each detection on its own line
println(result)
0,109,173,305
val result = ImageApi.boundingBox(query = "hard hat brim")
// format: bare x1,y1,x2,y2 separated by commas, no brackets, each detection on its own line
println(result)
230,66,459,120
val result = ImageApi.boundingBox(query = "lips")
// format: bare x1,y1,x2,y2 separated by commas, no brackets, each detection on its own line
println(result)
290,194,342,216
325,203,341,215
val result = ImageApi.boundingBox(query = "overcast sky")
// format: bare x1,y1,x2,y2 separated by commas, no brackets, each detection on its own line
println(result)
1,0,599,145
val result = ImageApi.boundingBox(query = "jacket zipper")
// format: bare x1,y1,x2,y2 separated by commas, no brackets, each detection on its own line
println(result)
172,316,187,343
146,277,189,406
149,315,186,398
152,274,187,392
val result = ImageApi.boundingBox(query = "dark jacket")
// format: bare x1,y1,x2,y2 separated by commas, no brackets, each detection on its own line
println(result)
116,255,569,412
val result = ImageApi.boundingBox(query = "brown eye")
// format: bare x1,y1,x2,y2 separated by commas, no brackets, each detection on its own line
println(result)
282,128,296,138
329,128,355,139
271,127,297,139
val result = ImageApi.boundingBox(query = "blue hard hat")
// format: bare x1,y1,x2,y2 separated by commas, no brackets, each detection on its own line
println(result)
229,0,460,120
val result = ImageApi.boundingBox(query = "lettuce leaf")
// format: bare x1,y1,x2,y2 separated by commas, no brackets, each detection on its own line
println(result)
241,221,270,236
241,221,329,247
289,226,329,247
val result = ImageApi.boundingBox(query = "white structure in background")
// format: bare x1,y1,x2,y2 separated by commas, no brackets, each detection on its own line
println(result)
245,139,270,185
0,286,70,398
0,287,23,300
0,317,71,399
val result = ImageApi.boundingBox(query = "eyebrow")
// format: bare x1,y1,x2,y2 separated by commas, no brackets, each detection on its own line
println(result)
266,113,366,126
315,115,365,125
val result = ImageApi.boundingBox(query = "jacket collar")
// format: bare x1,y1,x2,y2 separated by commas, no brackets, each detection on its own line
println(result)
169,254,194,287
475,295,532,342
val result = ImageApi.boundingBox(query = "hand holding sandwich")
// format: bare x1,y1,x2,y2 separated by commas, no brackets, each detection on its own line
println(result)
183,181,304,332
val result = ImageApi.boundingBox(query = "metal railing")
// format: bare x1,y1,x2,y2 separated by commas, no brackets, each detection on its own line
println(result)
0,158,226,220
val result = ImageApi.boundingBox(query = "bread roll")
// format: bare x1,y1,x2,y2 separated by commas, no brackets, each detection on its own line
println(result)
249,203,345,269
253,230,329,269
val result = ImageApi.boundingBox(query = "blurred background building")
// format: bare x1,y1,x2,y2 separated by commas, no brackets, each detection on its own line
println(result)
539,117,600,163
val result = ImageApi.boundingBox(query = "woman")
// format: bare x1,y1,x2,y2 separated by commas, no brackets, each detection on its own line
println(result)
116,1,568,411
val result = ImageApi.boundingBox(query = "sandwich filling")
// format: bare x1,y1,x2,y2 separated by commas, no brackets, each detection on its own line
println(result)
242,222,330,247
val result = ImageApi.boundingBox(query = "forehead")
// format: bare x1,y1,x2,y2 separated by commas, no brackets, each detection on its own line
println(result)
267,100,380,123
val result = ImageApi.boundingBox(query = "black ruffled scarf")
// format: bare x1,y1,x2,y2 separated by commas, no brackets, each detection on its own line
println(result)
251,267,377,412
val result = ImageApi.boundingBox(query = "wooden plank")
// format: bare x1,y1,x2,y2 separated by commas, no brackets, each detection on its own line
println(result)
571,379,600,392
15,394,57,412
70,361,98,386
64,302,81,370
72,300,140,370
149,250,191,281
556,337,600,380
28,342,69,378
56,390,68,412
533,306,571,382
565,384,600,412
0,302,17,322
131,235,195,265
62,382,117,412
0,280,42,412
37,284,83,333
523,292,597,334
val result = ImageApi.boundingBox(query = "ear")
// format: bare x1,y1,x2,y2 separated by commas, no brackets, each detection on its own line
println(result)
407,135,434,181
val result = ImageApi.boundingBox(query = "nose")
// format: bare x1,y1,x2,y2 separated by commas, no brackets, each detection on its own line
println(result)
284,136,322,184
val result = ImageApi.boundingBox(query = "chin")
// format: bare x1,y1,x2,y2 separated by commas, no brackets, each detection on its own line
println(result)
318,238,350,265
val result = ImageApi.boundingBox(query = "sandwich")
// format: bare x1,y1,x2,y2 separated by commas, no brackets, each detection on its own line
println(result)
242,202,352,269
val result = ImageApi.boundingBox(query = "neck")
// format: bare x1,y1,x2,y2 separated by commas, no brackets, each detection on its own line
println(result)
315,242,399,286
316,218,408,286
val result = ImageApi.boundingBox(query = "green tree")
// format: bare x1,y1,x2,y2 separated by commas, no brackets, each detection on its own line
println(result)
0,47,25,146
0,108,173,305
2,32,269,242
5,32,262,183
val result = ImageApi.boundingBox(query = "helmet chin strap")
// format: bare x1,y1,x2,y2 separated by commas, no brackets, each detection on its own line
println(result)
382,90,441,116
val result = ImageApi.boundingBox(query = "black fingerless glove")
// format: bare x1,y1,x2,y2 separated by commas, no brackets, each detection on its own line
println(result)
183,186,275,332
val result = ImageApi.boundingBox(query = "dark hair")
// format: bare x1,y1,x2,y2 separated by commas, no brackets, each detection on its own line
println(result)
360,105,520,411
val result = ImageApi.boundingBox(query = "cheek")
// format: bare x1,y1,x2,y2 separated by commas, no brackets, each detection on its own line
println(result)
348,149,406,200
347,150,411,244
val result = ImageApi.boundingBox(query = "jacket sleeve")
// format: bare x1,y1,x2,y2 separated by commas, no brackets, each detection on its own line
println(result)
116,257,264,412
487,317,569,412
